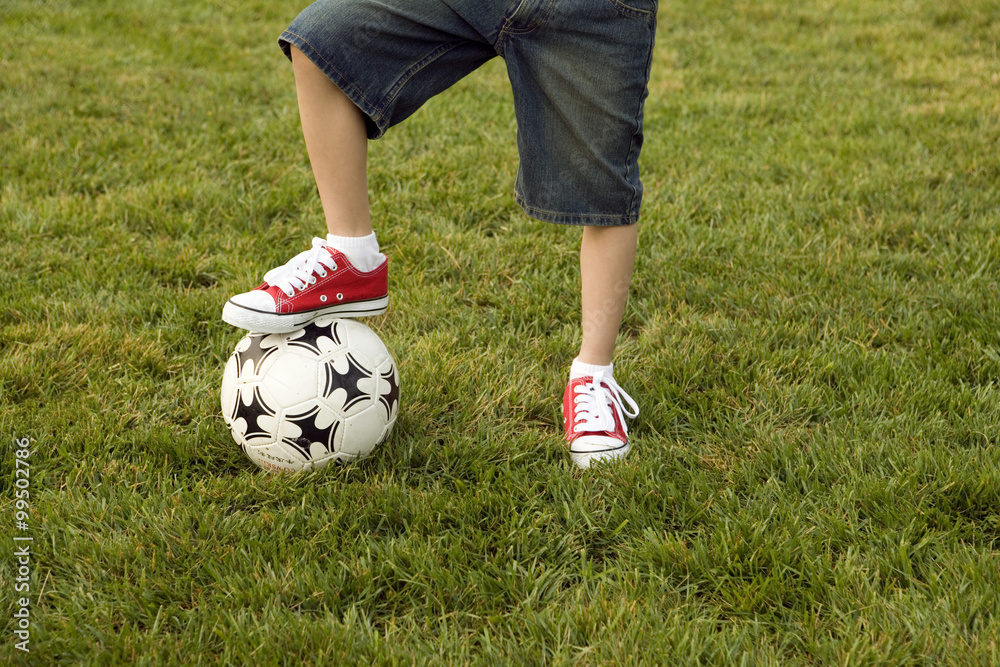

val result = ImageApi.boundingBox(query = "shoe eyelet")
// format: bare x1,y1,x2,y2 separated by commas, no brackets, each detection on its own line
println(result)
320,295,328,303
317,270,327,278
337,293,344,301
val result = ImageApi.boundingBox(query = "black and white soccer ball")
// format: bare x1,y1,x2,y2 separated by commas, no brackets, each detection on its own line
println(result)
221,317,399,472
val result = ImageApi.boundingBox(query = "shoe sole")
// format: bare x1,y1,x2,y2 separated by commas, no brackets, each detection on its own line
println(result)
570,442,629,469
222,296,388,333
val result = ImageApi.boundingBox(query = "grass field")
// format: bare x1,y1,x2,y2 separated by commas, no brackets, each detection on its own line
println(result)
3,0,1000,663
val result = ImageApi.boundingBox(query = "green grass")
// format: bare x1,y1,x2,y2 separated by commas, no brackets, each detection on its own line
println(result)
3,0,1000,663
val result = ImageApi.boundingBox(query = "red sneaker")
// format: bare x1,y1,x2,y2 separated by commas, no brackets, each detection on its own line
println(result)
562,371,639,469
223,237,388,333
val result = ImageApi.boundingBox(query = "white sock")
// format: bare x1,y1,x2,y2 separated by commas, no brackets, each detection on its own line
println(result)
325,232,386,273
570,358,614,381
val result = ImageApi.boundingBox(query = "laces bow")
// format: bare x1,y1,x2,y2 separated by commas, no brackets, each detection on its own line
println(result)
571,370,639,435
263,237,339,297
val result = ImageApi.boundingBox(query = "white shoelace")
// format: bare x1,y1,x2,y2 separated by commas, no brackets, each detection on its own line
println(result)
263,237,339,298
571,370,639,435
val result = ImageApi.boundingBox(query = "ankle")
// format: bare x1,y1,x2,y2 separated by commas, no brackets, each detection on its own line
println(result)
570,357,614,381
325,232,386,272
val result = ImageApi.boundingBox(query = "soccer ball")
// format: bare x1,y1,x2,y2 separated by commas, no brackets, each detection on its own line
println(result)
221,317,399,472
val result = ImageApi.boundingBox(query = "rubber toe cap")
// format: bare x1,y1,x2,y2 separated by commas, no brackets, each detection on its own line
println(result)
227,289,278,314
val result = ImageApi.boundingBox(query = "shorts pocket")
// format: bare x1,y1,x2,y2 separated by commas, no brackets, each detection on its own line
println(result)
602,0,656,20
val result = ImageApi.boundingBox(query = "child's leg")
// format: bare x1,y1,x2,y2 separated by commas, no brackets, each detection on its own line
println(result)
564,223,640,469
291,46,371,237
225,1,498,334
578,224,638,367
497,3,653,466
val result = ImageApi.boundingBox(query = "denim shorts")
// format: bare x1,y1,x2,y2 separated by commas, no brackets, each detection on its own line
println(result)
279,0,657,226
